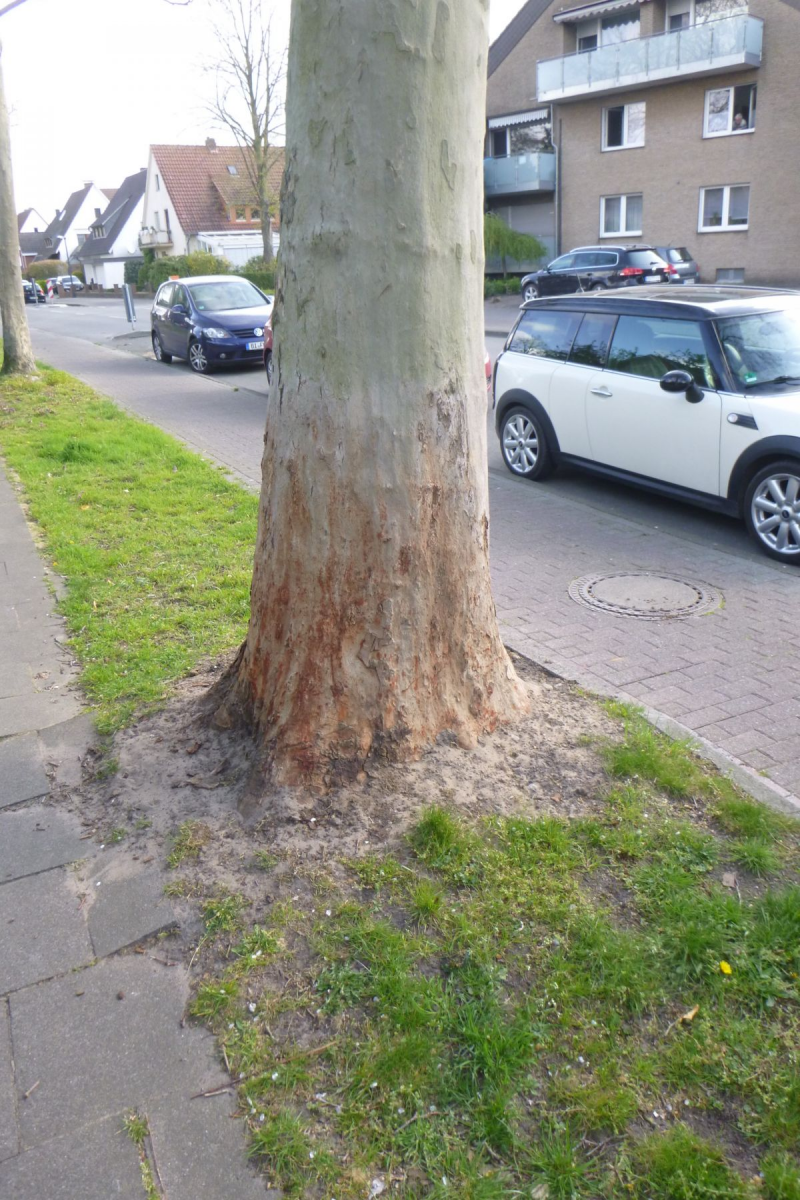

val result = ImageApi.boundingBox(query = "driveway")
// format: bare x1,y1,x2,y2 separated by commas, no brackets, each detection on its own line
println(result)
22,304,800,810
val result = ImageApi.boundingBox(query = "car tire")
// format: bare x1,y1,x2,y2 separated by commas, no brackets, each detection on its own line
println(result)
152,332,172,364
265,350,273,385
744,460,800,564
500,406,553,481
522,283,538,302
591,282,606,291
188,339,212,374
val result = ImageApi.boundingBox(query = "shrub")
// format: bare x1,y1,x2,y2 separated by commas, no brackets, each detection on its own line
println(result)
185,251,230,277
124,260,143,285
147,256,190,288
243,255,274,273
242,270,275,295
26,259,63,281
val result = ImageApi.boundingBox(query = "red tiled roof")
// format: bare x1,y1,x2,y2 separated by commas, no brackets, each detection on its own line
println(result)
151,143,285,235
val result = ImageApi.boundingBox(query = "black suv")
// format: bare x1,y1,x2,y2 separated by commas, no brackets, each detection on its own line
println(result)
520,246,672,301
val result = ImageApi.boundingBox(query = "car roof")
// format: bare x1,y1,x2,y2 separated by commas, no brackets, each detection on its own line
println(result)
161,275,248,286
567,244,659,253
521,284,800,320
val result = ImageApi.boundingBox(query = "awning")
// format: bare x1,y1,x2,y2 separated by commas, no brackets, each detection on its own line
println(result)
554,0,648,24
488,108,550,129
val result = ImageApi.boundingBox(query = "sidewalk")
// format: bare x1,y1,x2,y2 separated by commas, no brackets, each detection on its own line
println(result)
0,464,270,1198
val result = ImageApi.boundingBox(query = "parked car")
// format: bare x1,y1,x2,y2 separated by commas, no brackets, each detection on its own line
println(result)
22,279,46,304
57,274,84,293
494,285,800,564
263,310,274,383
520,246,672,301
151,275,274,374
654,246,700,285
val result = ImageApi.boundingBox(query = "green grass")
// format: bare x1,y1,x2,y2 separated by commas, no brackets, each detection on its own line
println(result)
186,710,799,1198
0,366,258,733
167,820,212,868
122,1111,159,1199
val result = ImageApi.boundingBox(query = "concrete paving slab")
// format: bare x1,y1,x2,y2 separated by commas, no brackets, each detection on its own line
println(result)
0,734,48,809
39,713,97,791
0,689,82,738
0,869,93,996
88,868,177,958
0,1113,143,1199
0,663,34,701
10,956,226,1146
0,806,87,883
0,1001,18,1162
148,1089,271,1199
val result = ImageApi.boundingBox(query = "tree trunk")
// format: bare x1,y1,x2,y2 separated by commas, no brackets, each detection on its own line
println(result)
0,41,35,376
223,0,528,788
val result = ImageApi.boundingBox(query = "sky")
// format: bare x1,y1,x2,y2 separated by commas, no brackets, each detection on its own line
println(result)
4,0,529,221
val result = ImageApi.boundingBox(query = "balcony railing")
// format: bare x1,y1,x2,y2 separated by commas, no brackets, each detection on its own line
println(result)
139,229,174,249
484,151,556,198
537,13,763,103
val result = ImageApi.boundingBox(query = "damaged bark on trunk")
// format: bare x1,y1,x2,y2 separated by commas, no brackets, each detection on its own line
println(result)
221,0,528,787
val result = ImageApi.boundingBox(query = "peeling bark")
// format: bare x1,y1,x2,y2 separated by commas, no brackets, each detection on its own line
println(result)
224,0,528,787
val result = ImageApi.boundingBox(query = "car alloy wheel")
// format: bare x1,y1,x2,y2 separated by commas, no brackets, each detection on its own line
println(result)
522,284,538,302
265,350,273,385
500,404,554,484
152,332,172,364
189,340,210,374
749,469,800,560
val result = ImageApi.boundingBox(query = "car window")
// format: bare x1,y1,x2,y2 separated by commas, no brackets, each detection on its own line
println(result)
172,285,188,308
508,310,582,362
569,312,617,368
608,315,714,385
548,254,576,272
157,284,174,307
188,279,266,312
624,250,668,269
572,252,599,270
717,308,800,389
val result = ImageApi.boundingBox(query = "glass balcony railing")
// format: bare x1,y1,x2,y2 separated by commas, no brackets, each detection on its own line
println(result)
537,13,763,102
483,151,556,197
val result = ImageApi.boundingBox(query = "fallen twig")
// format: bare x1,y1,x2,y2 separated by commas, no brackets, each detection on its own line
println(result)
282,1039,338,1064
397,1108,439,1134
22,1080,40,1100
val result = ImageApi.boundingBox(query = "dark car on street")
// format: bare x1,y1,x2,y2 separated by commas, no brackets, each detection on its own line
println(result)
520,246,673,301
23,280,46,304
151,275,274,374
654,246,700,285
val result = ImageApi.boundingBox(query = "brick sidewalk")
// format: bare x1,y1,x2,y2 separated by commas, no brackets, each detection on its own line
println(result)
29,327,800,809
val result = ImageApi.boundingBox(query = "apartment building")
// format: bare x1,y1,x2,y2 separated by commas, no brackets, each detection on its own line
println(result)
486,0,799,285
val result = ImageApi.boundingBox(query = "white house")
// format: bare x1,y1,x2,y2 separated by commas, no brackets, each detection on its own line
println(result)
77,170,147,289
139,140,283,267
18,207,47,268
37,182,113,264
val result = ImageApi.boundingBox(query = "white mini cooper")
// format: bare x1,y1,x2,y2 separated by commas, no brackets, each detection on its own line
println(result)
494,286,800,564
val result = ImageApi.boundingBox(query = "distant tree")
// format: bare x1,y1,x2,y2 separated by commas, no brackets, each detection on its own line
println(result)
484,212,546,279
206,0,287,264
25,259,63,281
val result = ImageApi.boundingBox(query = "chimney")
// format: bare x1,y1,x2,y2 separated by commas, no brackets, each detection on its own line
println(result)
205,138,217,152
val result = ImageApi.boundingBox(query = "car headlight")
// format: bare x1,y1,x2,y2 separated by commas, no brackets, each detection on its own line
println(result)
204,327,230,339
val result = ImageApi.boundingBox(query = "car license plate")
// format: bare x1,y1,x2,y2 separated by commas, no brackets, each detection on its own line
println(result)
644,274,661,282
246,340,265,351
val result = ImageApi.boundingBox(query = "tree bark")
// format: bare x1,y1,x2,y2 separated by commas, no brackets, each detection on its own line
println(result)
224,0,528,787
257,155,273,264
0,40,36,376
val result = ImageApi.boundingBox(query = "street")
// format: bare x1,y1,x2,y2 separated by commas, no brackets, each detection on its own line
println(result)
21,297,800,807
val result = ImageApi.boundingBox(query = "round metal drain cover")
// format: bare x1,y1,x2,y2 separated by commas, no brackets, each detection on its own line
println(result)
569,572,722,621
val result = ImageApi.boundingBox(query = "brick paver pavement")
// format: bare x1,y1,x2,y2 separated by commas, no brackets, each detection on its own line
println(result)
28,327,800,809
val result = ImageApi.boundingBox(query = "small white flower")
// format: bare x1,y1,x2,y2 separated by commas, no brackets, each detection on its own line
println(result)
248,1002,256,1013
577,1056,585,1064
325,909,332,917
370,1081,378,1089
442,1177,448,1187
271,1072,279,1081
309,1151,315,1160
314,1093,327,1101
259,1113,265,1122
397,1107,405,1114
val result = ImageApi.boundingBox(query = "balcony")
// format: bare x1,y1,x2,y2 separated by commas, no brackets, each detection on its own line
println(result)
484,151,556,198
537,13,763,103
139,229,173,249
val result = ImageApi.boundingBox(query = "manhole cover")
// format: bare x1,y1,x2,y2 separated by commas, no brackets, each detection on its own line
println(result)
569,572,722,621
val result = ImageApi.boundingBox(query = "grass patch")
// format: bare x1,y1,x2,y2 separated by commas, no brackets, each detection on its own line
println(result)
122,1110,159,1199
167,820,212,868
0,365,258,732
185,709,799,1198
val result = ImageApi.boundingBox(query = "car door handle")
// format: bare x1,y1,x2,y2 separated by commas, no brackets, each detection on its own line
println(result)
590,386,613,397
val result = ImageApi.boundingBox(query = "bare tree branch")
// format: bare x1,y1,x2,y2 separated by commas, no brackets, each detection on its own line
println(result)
204,0,287,262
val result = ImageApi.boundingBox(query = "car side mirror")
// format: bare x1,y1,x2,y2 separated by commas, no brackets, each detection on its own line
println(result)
172,303,187,316
660,369,704,404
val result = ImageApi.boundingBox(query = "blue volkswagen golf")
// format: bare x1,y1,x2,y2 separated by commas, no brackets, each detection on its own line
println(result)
150,274,273,374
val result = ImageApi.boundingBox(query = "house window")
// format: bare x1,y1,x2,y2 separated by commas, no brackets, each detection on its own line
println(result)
92,225,105,239
227,164,239,175
603,102,645,150
235,207,247,222
491,128,508,158
164,209,171,231
250,208,261,222
716,267,745,283
666,0,691,29
699,185,749,231
601,193,643,237
577,11,639,51
155,174,160,191
704,84,756,137
45,238,52,248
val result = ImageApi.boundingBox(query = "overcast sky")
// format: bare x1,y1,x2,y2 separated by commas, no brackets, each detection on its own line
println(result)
5,0,528,220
